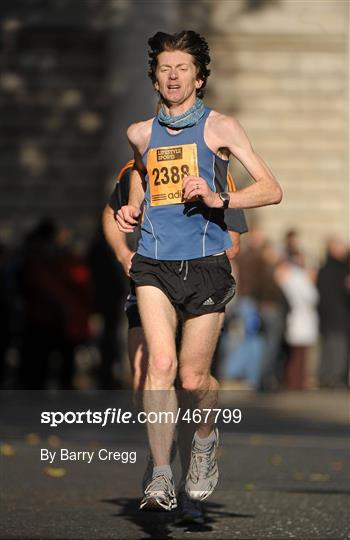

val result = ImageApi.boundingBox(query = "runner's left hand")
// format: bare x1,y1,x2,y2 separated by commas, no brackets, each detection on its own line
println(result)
182,176,222,208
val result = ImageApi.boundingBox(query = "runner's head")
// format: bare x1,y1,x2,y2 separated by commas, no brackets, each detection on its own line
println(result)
148,31,211,105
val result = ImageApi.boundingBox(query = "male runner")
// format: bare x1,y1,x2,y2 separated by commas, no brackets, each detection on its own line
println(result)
116,30,282,512
104,161,247,388
103,160,248,522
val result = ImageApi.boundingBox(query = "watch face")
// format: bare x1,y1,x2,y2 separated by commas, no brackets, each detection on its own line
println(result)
219,192,230,209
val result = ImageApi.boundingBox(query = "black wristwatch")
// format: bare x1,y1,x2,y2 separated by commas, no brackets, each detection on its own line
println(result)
218,192,230,210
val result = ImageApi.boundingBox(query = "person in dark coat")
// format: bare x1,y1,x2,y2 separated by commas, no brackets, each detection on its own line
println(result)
317,237,350,388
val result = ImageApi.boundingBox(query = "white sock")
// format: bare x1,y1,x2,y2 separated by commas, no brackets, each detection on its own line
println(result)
152,465,173,480
194,429,216,449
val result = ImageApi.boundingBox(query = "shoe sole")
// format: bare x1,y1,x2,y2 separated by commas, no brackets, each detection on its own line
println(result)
185,475,218,501
140,496,177,512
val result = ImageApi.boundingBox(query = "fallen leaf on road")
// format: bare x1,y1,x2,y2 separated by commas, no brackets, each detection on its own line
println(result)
309,473,330,482
0,443,15,456
270,454,283,466
244,483,256,491
47,435,61,447
43,467,66,478
249,435,264,446
25,433,41,445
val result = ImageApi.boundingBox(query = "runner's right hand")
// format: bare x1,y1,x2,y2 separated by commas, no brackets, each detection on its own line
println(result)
116,205,141,233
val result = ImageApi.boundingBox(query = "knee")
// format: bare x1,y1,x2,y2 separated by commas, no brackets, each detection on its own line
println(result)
148,353,177,386
179,368,208,393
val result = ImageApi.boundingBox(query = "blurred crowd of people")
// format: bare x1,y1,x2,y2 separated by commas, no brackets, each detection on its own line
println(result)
217,228,350,391
0,218,127,390
0,219,349,391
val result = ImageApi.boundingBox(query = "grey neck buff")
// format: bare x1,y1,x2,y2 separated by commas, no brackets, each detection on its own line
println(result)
157,98,206,129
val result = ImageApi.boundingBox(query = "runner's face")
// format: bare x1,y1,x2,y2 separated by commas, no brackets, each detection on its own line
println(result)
155,50,203,106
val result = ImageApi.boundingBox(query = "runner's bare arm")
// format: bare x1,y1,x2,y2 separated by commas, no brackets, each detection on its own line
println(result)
116,121,151,233
127,123,148,209
223,116,282,208
102,204,135,276
128,157,146,210
116,166,143,233
183,114,283,209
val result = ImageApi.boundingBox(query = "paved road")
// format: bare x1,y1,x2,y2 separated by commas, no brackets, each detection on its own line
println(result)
1,389,349,539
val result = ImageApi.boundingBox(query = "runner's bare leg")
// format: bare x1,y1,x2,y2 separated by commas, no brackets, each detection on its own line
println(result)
128,327,148,392
177,312,224,483
136,285,178,466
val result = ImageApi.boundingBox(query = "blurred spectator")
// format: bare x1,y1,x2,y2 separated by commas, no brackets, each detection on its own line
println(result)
275,256,319,390
219,232,288,390
219,227,266,388
18,218,92,389
236,226,266,300
87,226,128,389
316,237,350,388
285,229,302,265
219,297,264,388
258,241,289,391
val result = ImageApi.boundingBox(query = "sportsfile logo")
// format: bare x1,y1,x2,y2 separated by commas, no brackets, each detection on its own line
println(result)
40,407,242,426
156,147,183,161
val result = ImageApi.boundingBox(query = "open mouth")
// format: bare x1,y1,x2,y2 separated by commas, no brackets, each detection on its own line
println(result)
167,85,181,90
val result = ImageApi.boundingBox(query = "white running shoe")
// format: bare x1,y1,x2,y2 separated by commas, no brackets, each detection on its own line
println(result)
140,474,177,511
185,428,219,501
142,439,177,493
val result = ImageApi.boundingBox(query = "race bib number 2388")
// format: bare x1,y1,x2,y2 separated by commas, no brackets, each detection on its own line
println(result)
147,143,199,206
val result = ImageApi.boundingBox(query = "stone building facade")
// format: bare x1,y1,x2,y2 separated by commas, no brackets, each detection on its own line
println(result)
182,0,349,264
1,0,348,264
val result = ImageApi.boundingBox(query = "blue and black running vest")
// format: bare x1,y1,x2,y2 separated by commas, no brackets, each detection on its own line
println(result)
137,107,232,260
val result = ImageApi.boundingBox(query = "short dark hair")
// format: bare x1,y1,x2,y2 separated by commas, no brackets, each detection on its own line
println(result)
147,30,211,98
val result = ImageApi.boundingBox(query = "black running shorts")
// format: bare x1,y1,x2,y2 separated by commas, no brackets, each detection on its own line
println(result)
129,253,236,316
124,282,141,329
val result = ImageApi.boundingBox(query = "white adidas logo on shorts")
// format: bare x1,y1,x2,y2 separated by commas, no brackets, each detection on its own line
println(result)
202,297,215,306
